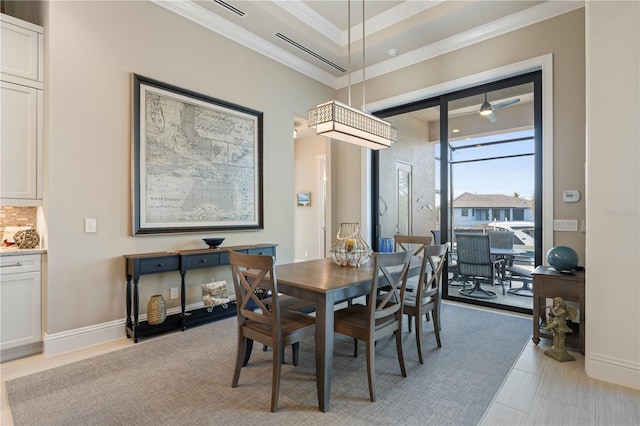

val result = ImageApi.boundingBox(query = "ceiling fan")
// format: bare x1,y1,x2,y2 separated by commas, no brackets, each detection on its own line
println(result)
452,93,521,123
478,93,520,122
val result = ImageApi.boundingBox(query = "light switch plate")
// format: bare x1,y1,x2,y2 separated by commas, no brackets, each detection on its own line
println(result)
85,218,97,233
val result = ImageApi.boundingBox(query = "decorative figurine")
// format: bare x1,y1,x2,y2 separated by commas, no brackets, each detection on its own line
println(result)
543,297,577,362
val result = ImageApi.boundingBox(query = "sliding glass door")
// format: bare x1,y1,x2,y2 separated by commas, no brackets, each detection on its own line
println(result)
372,71,542,314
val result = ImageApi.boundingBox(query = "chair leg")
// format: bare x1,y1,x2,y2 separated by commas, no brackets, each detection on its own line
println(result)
366,340,376,402
415,312,424,364
432,307,442,348
407,314,413,332
353,338,358,357
232,336,247,387
242,339,254,367
292,342,300,366
271,344,283,412
395,329,407,377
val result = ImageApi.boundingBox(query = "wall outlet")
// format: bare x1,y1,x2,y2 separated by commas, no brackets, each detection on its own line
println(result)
304,250,309,258
170,287,179,299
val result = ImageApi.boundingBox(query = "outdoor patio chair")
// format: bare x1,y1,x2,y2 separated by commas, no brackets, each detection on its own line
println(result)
456,234,502,299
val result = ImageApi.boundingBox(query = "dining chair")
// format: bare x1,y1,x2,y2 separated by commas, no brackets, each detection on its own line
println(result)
403,243,448,364
432,229,460,284
456,233,501,299
393,234,435,326
260,293,315,365
333,250,413,402
228,250,316,412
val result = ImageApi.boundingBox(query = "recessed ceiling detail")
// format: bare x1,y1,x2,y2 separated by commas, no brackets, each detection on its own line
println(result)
274,32,346,74
213,0,246,17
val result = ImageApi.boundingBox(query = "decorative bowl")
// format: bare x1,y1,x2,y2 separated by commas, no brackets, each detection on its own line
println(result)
546,246,579,272
203,237,225,249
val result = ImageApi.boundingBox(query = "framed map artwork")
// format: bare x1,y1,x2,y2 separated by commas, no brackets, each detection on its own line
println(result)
132,74,263,235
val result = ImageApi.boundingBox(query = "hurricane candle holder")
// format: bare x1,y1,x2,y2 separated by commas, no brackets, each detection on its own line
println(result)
330,222,372,267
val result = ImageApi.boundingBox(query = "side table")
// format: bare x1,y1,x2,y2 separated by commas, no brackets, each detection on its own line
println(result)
532,265,585,354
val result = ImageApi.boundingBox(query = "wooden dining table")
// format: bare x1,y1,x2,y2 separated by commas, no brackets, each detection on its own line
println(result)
246,256,423,412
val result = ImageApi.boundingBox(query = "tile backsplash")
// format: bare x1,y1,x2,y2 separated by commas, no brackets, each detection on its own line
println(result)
0,206,38,233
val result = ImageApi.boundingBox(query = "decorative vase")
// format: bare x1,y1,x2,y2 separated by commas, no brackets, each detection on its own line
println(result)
147,294,166,325
546,246,579,272
329,222,372,267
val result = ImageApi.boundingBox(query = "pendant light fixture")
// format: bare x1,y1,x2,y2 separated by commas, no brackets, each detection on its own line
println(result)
308,0,397,150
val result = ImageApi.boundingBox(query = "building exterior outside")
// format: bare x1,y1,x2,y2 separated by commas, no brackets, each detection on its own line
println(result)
452,192,533,227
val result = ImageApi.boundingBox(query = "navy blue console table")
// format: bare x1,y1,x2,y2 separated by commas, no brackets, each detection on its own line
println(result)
123,244,277,342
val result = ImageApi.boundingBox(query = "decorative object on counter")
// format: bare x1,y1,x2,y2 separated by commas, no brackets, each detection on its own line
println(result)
330,222,372,267
203,237,225,249
13,229,40,249
542,296,577,362
147,295,167,325
546,246,579,273
201,280,232,312
2,226,31,246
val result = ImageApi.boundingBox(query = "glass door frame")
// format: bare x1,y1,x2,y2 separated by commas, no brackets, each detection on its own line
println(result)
371,71,542,314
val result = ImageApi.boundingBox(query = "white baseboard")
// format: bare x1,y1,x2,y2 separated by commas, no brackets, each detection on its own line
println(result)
43,301,208,357
587,351,640,390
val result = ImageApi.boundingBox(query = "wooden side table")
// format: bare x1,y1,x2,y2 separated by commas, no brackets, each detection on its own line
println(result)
532,265,585,354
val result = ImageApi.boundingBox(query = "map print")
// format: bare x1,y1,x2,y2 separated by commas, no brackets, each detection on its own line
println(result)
142,89,257,226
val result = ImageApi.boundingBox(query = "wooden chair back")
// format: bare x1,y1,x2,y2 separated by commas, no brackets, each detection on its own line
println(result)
371,250,414,324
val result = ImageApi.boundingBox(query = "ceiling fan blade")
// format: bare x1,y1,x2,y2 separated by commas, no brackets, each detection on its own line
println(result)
491,97,520,110
484,111,498,122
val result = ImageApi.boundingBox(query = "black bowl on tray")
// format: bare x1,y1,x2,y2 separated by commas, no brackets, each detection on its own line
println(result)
203,238,225,249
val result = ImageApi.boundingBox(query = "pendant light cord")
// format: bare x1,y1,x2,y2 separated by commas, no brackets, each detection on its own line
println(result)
362,0,365,111
347,0,352,107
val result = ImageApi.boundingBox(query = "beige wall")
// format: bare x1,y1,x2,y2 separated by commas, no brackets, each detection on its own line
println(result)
42,1,334,334
342,8,587,263
585,1,639,389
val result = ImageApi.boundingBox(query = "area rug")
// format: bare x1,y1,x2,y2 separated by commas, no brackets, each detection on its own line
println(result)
5,303,532,425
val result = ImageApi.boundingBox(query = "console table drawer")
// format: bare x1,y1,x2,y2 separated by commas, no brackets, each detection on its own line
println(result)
248,247,275,256
183,252,220,269
138,256,179,274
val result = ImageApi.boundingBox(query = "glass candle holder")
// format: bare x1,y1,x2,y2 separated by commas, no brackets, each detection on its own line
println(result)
330,222,372,267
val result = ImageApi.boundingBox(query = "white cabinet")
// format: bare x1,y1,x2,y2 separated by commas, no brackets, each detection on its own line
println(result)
1,14,43,205
1,253,42,360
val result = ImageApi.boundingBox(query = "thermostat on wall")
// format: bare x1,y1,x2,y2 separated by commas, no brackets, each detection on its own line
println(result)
562,190,581,202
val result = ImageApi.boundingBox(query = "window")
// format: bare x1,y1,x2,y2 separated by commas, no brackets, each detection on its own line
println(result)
462,208,469,217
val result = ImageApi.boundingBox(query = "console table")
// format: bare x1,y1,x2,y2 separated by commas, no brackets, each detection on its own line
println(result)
532,265,585,354
123,244,276,342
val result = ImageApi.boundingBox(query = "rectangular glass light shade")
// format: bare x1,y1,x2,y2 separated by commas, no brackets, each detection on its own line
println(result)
308,100,397,150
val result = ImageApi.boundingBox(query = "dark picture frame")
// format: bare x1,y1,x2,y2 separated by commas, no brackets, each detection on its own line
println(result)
132,74,263,235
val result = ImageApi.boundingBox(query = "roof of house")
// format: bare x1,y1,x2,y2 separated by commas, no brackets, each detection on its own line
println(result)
453,192,532,208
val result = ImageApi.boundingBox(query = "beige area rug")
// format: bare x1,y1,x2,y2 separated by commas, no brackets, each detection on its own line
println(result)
6,303,532,425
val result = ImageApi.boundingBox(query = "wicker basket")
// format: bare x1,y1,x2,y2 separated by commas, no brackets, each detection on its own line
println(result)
147,295,166,325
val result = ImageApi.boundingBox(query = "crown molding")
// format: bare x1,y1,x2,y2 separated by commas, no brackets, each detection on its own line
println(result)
339,0,584,88
151,0,337,87
152,0,584,90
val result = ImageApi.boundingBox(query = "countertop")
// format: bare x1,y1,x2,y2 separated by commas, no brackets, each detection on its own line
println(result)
0,246,47,256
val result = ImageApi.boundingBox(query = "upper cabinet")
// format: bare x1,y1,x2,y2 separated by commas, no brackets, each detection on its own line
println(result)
1,14,43,205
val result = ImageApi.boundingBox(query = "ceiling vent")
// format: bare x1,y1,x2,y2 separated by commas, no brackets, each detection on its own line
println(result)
274,32,346,74
213,0,246,17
